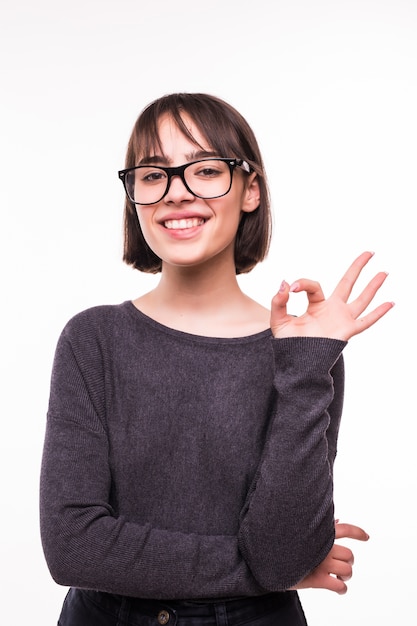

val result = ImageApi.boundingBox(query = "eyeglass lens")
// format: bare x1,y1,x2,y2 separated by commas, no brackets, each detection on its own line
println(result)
125,159,233,204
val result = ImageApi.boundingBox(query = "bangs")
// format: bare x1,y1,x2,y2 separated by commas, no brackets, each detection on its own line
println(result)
127,104,206,168
125,93,258,169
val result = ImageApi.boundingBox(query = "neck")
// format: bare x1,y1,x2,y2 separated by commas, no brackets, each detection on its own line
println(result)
155,257,242,312
133,251,270,337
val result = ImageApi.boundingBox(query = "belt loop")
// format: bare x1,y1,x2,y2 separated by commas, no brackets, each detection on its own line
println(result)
116,596,130,626
214,602,228,626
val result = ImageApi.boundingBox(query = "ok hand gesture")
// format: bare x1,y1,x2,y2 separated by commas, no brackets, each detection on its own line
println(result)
271,251,394,341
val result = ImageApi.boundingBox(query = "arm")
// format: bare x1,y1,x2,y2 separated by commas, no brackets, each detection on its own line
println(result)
237,336,345,589
238,252,392,589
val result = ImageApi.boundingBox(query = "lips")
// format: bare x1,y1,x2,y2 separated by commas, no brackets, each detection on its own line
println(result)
164,217,205,230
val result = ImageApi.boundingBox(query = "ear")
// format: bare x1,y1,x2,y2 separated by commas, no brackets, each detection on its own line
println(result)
241,173,261,213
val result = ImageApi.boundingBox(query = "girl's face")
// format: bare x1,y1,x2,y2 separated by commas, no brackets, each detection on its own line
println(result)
135,113,260,272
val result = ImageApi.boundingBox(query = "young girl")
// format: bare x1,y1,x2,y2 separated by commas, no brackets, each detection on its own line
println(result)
40,93,392,625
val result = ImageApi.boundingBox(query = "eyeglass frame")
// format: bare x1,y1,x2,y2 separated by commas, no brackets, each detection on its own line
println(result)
118,157,252,206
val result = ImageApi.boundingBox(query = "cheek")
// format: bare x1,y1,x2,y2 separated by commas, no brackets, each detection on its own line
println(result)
136,209,152,231
211,197,245,232
136,211,158,249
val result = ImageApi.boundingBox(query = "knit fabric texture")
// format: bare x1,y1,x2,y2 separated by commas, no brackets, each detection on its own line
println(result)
40,300,346,600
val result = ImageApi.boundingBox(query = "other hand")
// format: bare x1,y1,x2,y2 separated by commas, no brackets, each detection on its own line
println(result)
291,521,369,594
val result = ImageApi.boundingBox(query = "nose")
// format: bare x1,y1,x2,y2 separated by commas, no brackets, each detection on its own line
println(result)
164,174,194,204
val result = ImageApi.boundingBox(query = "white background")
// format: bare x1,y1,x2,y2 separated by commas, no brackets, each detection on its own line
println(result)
0,1,415,623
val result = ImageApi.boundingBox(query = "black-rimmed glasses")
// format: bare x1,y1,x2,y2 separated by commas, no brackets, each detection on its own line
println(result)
118,158,251,206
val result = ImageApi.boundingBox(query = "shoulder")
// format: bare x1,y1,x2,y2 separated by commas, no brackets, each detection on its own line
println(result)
56,302,137,354
52,302,140,377
62,301,130,334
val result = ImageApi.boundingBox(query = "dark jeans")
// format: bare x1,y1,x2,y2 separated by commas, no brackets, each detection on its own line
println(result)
58,588,308,626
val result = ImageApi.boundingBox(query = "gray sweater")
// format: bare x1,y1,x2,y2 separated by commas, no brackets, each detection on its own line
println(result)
40,300,346,600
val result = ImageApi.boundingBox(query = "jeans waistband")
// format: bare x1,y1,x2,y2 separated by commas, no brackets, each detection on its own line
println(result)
81,589,297,624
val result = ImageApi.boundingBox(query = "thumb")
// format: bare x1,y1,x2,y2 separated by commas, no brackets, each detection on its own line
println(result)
271,281,290,320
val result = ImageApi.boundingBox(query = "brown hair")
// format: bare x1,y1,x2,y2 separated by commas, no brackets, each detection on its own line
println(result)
122,93,272,274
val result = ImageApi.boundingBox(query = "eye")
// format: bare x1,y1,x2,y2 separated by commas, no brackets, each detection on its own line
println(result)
198,167,221,177
192,160,227,178
137,167,167,184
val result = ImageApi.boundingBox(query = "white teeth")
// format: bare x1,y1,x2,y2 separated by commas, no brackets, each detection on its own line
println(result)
164,218,204,229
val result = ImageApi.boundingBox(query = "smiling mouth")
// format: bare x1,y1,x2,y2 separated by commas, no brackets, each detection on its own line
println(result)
164,218,205,230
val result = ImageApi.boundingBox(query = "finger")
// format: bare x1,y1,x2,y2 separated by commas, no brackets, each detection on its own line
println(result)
351,300,394,336
289,279,325,304
332,559,353,581
335,522,370,541
326,550,354,584
332,251,375,301
349,271,390,318
323,575,348,595
315,573,349,594
329,544,355,565
293,571,349,595
337,573,352,583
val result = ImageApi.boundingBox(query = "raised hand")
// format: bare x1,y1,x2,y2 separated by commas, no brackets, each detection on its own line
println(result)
270,251,394,340
291,521,370,594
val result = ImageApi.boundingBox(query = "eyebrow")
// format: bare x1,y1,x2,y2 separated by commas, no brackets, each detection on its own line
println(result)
138,150,220,166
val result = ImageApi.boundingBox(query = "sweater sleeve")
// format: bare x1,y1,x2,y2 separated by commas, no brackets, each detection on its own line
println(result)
40,320,345,599
237,337,346,589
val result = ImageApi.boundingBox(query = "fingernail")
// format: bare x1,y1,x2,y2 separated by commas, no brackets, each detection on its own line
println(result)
289,282,299,292
279,280,286,293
